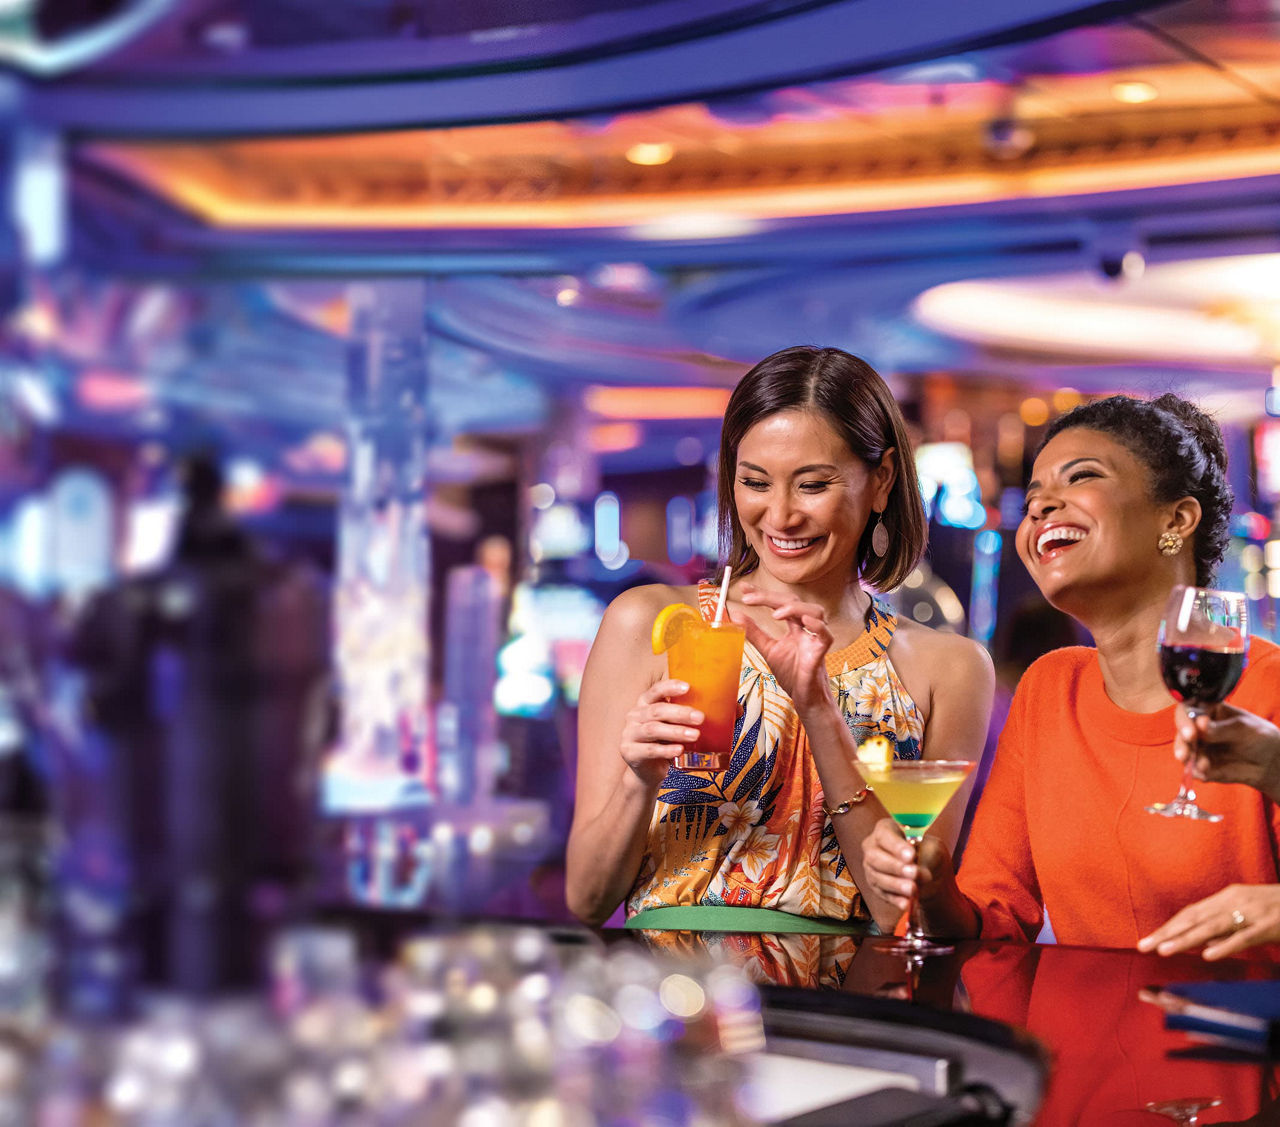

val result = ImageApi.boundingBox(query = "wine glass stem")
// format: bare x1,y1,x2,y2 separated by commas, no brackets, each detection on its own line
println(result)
1176,707,1202,803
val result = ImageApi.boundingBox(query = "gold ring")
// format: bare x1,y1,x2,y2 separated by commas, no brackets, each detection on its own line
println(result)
1230,908,1247,931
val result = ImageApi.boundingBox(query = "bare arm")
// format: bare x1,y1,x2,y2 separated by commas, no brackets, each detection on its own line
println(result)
565,585,702,925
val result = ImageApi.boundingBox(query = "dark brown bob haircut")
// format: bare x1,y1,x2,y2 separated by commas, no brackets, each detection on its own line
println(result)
716,345,926,592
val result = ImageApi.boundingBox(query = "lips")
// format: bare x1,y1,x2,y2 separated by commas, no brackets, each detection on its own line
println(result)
769,535,819,552
1035,525,1087,559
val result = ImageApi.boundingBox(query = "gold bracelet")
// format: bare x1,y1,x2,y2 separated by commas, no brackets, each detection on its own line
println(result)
822,787,872,817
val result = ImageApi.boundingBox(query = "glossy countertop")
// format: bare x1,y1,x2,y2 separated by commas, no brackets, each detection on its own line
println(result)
626,930,1279,1126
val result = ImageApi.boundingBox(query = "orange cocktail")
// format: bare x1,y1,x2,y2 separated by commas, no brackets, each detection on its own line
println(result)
653,605,744,772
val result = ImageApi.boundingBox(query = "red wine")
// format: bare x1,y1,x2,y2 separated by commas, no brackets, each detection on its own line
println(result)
1160,644,1246,706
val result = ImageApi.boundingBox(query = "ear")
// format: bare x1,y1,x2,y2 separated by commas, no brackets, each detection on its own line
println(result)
873,447,898,512
1166,496,1201,540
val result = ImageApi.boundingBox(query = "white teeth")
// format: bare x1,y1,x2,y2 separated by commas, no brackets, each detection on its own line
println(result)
1036,527,1086,556
771,537,815,551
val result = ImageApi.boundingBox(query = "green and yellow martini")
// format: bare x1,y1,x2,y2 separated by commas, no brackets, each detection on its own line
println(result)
859,757,977,957
859,760,975,839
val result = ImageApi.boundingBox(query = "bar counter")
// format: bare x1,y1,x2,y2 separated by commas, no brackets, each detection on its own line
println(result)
613,927,1279,1126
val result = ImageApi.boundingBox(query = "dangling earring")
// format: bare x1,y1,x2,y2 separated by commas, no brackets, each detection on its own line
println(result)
1158,531,1184,557
871,511,889,557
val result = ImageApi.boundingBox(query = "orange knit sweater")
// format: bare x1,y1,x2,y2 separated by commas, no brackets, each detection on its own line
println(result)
957,639,1280,948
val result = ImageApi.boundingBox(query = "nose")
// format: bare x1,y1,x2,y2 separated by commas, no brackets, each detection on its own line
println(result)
766,491,802,530
1025,491,1060,521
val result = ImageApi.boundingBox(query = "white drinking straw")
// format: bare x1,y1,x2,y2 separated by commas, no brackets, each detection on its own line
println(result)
713,564,732,625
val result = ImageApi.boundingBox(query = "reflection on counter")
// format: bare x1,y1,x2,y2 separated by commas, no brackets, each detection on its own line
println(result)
628,930,1280,1127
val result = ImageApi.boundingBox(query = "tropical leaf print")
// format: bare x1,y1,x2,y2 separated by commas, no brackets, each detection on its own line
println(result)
627,588,925,921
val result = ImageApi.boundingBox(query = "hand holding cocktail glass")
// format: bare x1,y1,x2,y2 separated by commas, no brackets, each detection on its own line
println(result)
650,568,744,773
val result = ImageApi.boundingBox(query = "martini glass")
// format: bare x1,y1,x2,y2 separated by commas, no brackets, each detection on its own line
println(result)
1147,586,1249,823
861,759,977,957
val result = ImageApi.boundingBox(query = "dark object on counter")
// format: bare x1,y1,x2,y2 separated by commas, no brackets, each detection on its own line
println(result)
760,985,1047,1126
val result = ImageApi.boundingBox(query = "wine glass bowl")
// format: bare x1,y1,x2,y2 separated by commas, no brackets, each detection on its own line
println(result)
1147,586,1249,823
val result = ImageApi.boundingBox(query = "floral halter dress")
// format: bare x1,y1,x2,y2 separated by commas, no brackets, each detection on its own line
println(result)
626,579,925,923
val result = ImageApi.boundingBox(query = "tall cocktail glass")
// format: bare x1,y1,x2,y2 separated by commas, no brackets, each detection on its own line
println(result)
861,759,977,957
666,620,745,772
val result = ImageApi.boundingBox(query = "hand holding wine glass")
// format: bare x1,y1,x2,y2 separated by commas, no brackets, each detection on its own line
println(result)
1147,585,1249,823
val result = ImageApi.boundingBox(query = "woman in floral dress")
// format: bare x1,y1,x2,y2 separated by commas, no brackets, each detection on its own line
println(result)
566,346,993,934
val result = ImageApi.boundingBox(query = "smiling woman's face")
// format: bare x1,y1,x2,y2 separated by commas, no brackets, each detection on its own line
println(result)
733,408,892,591
1017,427,1177,612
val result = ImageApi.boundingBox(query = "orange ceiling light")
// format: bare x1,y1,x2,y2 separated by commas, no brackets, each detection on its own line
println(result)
1111,80,1159,104
585,386,732,419
78,59,1280,232
625,141,675,166
589,422,643,452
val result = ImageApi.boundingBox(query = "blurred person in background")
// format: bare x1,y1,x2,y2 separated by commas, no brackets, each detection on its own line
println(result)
0,581,51,819
567,345,993,932
863,393,1280,959
64,451,329,992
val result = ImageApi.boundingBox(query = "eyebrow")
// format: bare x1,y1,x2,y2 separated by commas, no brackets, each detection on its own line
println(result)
1025,456,1104,492
738,461,839,476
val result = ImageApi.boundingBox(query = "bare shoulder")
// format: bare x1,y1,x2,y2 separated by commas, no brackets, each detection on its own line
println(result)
890,617,994,682
595,582,701,649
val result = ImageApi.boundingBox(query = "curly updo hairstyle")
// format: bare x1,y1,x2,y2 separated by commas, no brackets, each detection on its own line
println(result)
1038,393,1232,586
717,345,927,591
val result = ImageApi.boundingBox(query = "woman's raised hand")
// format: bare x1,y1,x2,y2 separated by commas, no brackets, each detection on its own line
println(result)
619,679,703,788
736,584,833,711
1174,703,1280,802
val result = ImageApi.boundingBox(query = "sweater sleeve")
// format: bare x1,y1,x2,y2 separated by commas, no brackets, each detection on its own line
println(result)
954,672,1044,942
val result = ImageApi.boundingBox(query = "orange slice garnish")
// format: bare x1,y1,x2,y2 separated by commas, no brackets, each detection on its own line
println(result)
651,602,702,654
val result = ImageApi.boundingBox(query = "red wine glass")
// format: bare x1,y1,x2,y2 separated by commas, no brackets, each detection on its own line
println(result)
1147,585,1249,823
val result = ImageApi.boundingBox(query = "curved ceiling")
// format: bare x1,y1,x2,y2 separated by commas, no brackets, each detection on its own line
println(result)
32,0,1173,135
9,0,1280,486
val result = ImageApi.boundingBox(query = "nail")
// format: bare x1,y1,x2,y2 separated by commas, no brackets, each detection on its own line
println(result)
684,729,699,740
689,710,704,724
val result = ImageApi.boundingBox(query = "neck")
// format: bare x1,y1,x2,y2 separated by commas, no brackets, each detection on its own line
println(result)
1080,595,1171,713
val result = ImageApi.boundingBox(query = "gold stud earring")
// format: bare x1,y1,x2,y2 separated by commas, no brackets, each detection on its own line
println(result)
1158,531,1184,557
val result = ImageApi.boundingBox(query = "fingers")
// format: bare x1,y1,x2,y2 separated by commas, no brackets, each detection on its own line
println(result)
622,681,706,769
1138,904,1228,957
1138,884,1277,959
1202,921,1266,961
740,586,831,640
861,819,916,911
640,678,691,704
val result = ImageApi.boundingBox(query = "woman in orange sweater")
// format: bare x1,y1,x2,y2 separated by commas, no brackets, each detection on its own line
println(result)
862,392,1280,959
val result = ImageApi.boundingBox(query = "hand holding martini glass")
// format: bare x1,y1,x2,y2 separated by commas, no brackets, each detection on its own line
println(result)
856,746,977,957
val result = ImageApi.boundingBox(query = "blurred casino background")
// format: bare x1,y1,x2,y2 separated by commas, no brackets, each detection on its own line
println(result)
3,0,1280,936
